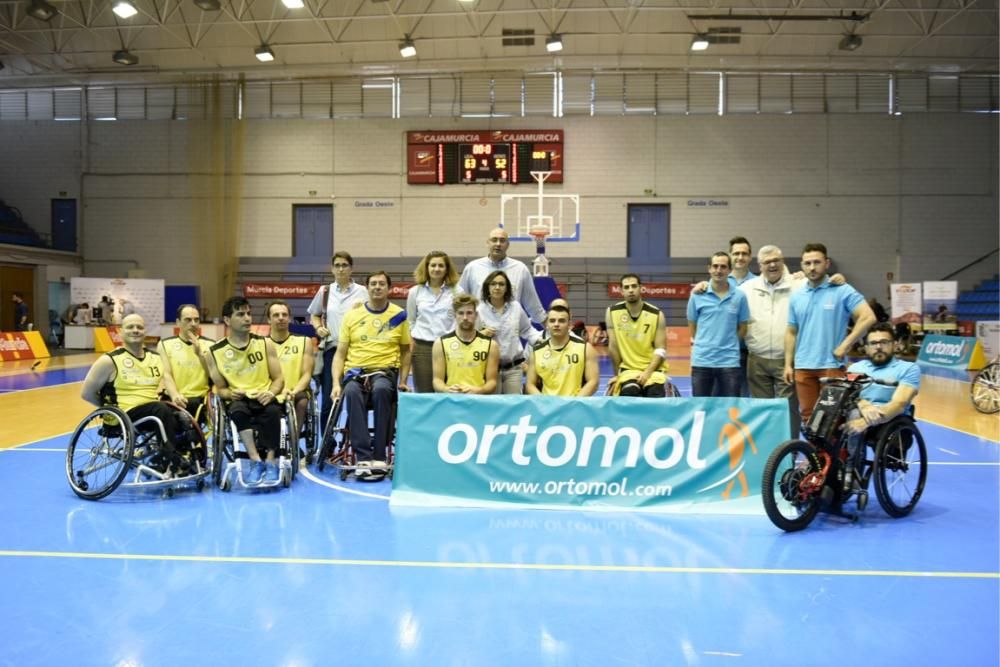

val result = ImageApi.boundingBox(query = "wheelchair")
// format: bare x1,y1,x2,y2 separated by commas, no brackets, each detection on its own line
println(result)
211,392,299,491
316,369,399,482
761,375,927,532
66,403,211,500
606,374,682,397
970,357,1000,414
297,382,322,465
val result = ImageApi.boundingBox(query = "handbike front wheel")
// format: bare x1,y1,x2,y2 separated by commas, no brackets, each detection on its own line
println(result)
970,363,1000,414
762,439,823,532
873,418,927,518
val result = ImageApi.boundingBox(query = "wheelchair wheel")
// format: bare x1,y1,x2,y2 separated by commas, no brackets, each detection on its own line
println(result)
317,396,347,472
873,418,927,518
66,406,136,500
285,407,300,480
970,363,1000,414
212,412,235,488
761,439,822,532
304,392,320,464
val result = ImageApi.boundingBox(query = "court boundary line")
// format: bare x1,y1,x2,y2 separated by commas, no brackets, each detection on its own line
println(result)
299,466,391,500
0,548,995,579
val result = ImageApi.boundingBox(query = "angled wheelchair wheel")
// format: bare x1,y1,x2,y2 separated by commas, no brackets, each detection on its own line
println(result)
971,363,1000,414
212,410,235,488
285,406,300,480
317,396,347,472
66,406,136,500
873,418,927,518
761,439,822,532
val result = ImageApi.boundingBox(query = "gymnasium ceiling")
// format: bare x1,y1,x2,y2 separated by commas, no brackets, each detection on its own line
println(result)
0,0,996,86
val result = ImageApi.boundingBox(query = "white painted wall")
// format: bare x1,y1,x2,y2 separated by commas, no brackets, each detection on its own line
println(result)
0,113,995,303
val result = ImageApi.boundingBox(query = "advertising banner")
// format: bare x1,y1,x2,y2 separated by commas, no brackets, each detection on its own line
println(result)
607,283,693,300
391,394,791,514
243,282,324,299
917,334,987,371
975,321,1000,360
890,283,922,327
0,331,51,361
922,281,958,332
70,277,165,336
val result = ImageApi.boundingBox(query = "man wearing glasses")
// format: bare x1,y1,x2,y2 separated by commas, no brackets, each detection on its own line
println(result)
843,323,921,435
308,251,367,430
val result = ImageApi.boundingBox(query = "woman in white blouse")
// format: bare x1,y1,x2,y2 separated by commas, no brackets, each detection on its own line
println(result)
406,250,463,392
476,269,542,394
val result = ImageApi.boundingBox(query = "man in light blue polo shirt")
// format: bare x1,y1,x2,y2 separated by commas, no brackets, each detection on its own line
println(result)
687,251,750,397
783,242,876,426
844,322,921,435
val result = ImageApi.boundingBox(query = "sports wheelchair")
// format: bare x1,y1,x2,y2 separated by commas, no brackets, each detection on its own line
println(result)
970,357,1000,414
605,374,682,397
211,392,299,491
762,375,927,532
297,381,323,465
66,403,210,500
316,369,399,482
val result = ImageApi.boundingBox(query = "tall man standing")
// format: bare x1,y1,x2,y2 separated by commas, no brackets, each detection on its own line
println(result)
331,271,412,479
686,252,750,397
458,227,546,325
784,243,876,427
308,251,366,432
606,274,670,397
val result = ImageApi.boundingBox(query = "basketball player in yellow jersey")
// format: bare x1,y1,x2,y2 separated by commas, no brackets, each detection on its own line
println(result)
526,304,600,397
606,273,670,397
266,300,315,436
331,271,412,477
432,294,499,394
207,296,284,484
80,314,189,475
158,304,213,422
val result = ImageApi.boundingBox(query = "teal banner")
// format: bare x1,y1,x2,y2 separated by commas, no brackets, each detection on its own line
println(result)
918,334,984,369
391,394,791,514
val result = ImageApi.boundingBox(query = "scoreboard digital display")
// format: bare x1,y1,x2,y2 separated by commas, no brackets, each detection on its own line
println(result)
407,130,563,185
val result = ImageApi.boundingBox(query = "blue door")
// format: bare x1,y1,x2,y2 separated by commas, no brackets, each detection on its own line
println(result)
627,204,669,264
51,199,77,252
293,205,333,258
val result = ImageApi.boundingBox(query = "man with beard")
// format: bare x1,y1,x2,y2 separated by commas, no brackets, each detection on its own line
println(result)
606,274,669,397
844,323,921,436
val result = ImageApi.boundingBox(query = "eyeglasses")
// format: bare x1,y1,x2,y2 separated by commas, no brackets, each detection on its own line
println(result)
866,339,894,348
332,264,351,269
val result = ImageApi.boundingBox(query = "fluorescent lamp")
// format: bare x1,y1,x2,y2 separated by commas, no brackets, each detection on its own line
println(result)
113,1,138,18
27,0,58,21
254,45,275,62
112,49,139,65
690,34,709,51
399,38,416,58
545,35,563,53
281,0,304,7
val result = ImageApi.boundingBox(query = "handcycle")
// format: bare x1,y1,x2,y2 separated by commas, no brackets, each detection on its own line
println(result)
761,374,927,532
66,403,210,500
970,356,1000,414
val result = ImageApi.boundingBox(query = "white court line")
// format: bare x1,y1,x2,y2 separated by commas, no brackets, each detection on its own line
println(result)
928,461,1000,466
938,447,960,456
919,416,1000,444
299,466,390,501
1,431,74,450
0,448,66,452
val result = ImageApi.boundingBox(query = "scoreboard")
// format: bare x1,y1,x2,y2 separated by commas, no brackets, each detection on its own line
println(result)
407,130,563,185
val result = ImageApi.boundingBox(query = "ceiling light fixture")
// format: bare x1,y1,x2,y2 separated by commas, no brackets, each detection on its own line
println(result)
838,34,863,51
399,37,416,58
112,49,139,65
281,0,304,8
112,0,138,18
27,0,58,21
193,0,221,10
254,45,275,62
545,34,563,53
690,34,709,51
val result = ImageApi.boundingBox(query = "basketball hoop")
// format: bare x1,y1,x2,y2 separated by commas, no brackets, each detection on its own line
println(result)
529,228,551,277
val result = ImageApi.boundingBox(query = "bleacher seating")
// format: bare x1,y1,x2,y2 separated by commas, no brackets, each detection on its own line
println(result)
956,275,1000,321
0,200,45,248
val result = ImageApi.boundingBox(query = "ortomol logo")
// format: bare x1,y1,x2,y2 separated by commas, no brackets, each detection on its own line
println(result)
924,340,966,359
436,413,710,470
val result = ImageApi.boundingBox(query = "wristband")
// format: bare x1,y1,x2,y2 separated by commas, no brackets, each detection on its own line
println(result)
653,347,668,360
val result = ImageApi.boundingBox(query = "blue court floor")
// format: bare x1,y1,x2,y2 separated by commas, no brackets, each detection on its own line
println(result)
1,362,998,666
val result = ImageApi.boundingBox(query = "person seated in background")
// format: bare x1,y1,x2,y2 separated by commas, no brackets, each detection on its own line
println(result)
607,274,670,398
158,304,214,424
267,300,315,441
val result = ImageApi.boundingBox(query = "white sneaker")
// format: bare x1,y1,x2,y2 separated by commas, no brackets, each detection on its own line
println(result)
354,460,372,479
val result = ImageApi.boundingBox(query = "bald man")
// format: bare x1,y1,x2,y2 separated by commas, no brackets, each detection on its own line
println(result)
458,227,546,325
80,314,190,476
